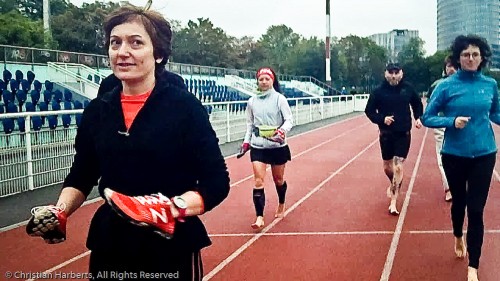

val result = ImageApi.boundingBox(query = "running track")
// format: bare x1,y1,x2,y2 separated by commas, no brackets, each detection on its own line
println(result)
1,115,500,281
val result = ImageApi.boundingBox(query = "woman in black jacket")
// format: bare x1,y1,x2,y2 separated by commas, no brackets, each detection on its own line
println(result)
26,5,230,280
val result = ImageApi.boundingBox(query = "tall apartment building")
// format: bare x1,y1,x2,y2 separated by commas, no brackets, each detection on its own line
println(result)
368,29,419,61
437,0,500,69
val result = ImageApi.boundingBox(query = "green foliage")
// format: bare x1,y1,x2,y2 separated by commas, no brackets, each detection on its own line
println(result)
397,38,430,92
4,1,456,93
0,10,45,47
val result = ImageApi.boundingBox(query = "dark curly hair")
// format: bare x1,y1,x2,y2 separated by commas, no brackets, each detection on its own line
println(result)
103,6,172,75
450,34,492,71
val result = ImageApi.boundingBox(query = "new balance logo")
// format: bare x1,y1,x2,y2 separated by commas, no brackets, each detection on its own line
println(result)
150,207,168,223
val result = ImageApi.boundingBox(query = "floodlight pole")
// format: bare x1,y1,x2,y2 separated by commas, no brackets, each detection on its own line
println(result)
43,0,50,33
325,0,332,84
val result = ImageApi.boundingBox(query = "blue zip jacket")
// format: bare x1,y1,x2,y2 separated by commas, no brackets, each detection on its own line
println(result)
422,70,500,158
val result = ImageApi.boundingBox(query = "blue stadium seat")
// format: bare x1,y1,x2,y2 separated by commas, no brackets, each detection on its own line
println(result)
17,116,26,132
44,80,53,92
2,103,17,134
21,79,30,91
51,100,61,111
15,70,23,82
10,79,19,93
53,90,63,103
15,89,27,110
43,90,52,104
30,90,40,105
25,102,35,112
27,71,35,85
64,89,73,102
0,80,5,91
3,69,12,83
2,90,14,105
62,101,73,128
38,101,48,125
73,100,83,127
26,102,41,131
32,115,42,131
33,80,42,93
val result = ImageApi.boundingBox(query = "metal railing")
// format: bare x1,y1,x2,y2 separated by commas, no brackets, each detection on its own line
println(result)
0,95,369,197
0,44,343,92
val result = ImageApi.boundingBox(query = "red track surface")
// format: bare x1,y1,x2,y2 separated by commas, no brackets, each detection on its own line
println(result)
1,115,500,281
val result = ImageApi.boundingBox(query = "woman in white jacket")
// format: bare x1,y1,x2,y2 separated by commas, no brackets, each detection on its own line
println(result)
238,67,294,230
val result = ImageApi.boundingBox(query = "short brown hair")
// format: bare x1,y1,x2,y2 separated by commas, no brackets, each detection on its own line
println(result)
104,6,172,73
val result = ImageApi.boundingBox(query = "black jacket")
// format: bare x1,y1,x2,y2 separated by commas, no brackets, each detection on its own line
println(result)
365,80,423,132
63,71,230,253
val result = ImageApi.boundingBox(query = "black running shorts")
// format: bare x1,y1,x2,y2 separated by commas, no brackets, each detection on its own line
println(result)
250,145,291,165
379,130,411,161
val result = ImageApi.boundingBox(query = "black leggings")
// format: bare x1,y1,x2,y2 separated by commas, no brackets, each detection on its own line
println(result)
88,248,203,280
441,152,496,269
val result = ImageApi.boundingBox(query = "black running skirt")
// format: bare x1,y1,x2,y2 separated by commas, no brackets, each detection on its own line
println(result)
250,145,291,165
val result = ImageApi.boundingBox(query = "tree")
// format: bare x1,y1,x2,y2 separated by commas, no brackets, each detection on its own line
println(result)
425,50,450,84
50,1,119,54
17,0,70,20
0,10,45,47
285,37,325,79
171,18,234,68
258,25,300,73
397,37,430,92
0,0,18,14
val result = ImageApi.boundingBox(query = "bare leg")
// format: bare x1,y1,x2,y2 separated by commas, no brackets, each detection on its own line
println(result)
271,164,287,218
251,161,267,229
383,160,394,198
389,156,404,215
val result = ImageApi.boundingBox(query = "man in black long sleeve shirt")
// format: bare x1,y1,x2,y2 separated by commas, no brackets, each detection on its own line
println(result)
365,63,423,215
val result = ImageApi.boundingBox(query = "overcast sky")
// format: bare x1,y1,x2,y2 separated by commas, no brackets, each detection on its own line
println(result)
71,0,438,55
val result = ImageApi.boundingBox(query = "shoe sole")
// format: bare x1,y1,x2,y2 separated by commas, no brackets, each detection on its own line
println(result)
26,210,66,243
103,188,173,239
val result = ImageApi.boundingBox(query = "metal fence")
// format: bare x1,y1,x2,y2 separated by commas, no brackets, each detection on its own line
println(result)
0,44,340,90
0,95,369,197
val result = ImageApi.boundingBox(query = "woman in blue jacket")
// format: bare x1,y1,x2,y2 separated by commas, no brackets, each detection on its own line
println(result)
422,34,500,281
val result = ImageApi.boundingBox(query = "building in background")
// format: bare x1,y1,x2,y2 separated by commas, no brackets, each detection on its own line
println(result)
437,0,500,69
369,29,419,61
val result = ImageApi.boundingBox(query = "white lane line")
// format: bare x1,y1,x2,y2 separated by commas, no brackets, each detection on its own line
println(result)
25,251,91,281
209,229,500,237
1,117,367,233
22,120,373,280
202,138,379,280
229,121,370,188
222,114,364,160
209,231,394,237
379,128,428,281
0,197,103,233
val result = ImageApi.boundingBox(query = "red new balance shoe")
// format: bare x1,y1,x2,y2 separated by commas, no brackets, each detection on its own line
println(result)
26,204,67,244
104,188,176,239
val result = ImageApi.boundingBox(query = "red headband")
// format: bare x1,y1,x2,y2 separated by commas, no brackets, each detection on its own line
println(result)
256,68,275,81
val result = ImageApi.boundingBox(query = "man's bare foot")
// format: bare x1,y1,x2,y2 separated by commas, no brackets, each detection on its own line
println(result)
455,236,466,258
275,204,285,218
388,201,399,216
467,266,479,281
251,216,265,230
